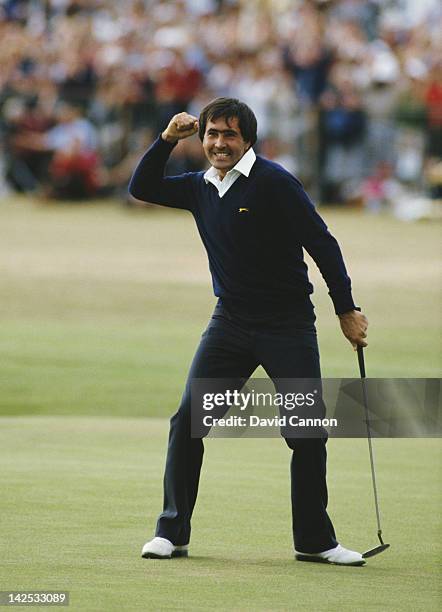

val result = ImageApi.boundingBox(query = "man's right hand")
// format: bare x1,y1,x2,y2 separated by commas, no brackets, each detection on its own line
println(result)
161,113,199,144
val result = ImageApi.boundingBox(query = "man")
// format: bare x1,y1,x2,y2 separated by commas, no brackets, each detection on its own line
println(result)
129,98,368,566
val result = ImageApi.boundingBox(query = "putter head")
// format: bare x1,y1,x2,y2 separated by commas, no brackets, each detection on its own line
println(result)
362,543,390,559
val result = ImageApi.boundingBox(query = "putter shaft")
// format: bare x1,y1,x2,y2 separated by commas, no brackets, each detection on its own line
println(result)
357,345,390,557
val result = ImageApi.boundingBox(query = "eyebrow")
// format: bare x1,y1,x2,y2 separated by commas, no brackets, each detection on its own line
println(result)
206,128,239,134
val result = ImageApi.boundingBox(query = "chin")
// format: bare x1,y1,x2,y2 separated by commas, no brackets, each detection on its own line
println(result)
212,160,234,171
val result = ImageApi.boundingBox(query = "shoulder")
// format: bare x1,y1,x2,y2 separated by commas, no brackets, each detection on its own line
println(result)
252,156,316,214
166,168,206,184
253,156,304,190
188,170,207,185
179,170,210,197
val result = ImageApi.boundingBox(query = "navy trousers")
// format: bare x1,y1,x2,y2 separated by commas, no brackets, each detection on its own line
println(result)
155,302,338,553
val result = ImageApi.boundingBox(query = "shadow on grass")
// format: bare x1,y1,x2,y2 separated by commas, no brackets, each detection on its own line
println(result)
146,555,389,571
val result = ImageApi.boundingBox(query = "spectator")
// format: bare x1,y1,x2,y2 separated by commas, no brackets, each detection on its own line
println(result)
363,42,401,172
425,61,442,159
319,85,366,203
4,96,54,192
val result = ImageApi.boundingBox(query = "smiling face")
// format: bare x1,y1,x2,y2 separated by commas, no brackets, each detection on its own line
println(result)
202,116,251,179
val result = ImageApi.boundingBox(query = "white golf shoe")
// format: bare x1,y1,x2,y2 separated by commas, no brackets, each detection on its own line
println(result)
295,544,365,566
141,537,189,559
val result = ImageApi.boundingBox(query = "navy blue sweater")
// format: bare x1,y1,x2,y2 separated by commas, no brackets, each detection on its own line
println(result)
129,136,356,318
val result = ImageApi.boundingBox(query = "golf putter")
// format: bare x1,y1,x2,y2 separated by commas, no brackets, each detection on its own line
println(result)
356,344,390,558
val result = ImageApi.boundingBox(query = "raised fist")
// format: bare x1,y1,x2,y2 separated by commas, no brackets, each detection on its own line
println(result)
162,113,199,144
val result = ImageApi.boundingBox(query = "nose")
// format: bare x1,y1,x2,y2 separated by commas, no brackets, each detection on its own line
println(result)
215,134,226,148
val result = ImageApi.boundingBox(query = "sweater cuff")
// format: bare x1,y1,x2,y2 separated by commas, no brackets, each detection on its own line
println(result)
158,133,179,149
329,289,357,315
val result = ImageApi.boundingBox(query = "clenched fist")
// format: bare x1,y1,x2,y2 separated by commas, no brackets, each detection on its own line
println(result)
161,113,199,144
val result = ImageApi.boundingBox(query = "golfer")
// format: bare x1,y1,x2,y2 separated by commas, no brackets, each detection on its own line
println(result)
129,98,368,566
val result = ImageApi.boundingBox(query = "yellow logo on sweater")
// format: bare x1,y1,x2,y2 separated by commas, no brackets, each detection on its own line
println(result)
238,208,249,213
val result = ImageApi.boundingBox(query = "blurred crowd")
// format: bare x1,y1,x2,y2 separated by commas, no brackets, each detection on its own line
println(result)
0,0,441,209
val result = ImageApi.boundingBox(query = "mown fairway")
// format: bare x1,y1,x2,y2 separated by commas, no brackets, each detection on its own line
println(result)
0,198,441,610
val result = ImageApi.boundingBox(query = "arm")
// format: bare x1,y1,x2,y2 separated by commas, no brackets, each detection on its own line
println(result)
128,113,199,209
274,172,368,348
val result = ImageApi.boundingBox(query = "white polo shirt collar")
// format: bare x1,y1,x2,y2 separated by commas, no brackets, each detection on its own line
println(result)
203,147,256,198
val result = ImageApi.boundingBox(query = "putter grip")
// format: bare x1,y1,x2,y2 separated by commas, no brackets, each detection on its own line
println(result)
354,307,366,378
357,346,366,379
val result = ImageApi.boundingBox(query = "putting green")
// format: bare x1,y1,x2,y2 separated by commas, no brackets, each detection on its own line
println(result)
0,417,440,611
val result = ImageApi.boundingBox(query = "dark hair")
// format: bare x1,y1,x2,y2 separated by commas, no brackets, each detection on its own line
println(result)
198,97,257,145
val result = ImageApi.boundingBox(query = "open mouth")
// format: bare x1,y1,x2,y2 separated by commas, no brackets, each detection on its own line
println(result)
213,152,231,159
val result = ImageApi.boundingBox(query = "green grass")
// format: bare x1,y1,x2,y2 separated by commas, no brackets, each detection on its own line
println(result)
0,197,441,610
0,198,440,417
0,418,440,611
